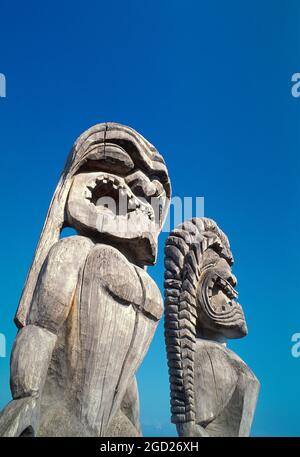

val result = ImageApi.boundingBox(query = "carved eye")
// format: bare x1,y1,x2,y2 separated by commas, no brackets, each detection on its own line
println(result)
125,171,162,202
83,143,134,175
152,179,165,198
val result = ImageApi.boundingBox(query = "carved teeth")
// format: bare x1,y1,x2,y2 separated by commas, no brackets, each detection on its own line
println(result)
88,174,154,221
210,275,238,301
128,198,136,210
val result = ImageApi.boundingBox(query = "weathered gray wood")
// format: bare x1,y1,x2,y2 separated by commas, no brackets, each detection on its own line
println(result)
164,217,260,437
0,123,171,437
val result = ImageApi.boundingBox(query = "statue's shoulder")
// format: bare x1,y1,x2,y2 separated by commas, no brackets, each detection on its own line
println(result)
223,344,259,384
194,339,259,426
195,339,257,379
28,236,94,331
194,340,238,424
48,235,94,263
83,243,144,309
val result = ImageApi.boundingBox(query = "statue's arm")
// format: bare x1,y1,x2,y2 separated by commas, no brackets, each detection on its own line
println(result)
13,236,93,398
27,236,93,334
120,376,141,434
0,236,92,436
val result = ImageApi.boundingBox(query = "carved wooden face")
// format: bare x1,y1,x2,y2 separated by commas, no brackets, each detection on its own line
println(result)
196,248,247,339
66,143,168,265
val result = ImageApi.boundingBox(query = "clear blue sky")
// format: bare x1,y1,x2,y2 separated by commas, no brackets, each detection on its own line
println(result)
0,0,299,436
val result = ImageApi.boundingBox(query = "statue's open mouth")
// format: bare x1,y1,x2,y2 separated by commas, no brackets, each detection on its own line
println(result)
85,173,155,221
207,274,239,313
198,268,247,337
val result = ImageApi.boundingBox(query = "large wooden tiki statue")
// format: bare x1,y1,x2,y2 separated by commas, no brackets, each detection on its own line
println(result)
0,123,171,437
164,218,259,437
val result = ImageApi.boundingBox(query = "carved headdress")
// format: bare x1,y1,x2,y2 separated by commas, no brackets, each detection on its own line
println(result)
16,123,171,328
164,218,247,423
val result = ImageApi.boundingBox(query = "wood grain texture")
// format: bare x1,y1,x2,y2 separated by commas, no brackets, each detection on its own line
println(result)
0,123,170,437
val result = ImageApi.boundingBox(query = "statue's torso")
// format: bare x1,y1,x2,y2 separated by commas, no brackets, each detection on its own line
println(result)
194,339,259,437
37,238,163,437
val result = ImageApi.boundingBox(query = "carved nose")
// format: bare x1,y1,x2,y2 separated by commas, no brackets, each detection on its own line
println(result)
240,321,248,336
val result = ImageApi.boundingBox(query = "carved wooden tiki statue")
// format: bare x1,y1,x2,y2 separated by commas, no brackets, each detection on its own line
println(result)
0,123,171,437
164,218,259,437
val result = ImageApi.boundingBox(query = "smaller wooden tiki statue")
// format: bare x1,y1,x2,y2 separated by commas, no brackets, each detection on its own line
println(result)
164,218,259,437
